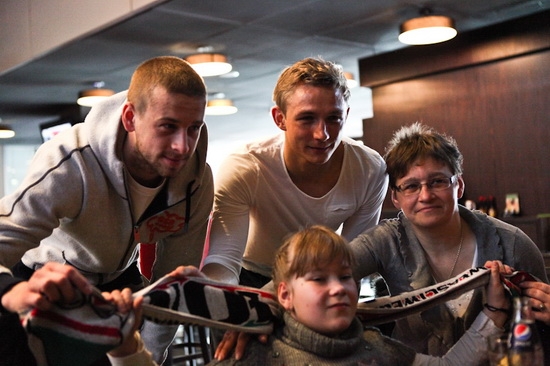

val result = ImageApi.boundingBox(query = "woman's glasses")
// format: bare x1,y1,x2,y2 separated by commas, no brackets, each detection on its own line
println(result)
394,175,457,196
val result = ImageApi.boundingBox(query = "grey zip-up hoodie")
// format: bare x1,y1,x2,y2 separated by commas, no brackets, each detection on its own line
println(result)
0,90,213,288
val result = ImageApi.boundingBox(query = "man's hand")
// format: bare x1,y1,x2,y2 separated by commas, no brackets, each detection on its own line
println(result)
1,262,93,314
214,330,268,361
519,279,550,325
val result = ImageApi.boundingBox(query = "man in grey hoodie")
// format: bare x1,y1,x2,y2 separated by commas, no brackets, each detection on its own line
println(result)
0,56,214,364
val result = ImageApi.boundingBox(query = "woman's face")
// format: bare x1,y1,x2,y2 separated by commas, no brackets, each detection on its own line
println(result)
278,257,358,336
391,157,464,229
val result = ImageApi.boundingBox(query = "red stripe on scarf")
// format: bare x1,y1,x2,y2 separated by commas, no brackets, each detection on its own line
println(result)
30,308,121,338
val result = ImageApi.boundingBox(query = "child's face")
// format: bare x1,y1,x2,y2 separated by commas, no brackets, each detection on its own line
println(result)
278,257,358,336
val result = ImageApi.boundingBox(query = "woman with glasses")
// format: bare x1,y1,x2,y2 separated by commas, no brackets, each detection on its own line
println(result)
349,122,548,356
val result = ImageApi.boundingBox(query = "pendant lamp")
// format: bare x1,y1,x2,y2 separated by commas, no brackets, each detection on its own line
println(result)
399,9,457,45
77,82,115,107
206,99,238,116
186,53,232,77
0,124,15,139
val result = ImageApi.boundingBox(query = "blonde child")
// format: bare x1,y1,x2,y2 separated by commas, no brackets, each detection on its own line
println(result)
210,225,509,365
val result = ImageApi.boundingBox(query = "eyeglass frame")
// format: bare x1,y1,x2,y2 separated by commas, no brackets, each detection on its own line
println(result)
393,175,458,196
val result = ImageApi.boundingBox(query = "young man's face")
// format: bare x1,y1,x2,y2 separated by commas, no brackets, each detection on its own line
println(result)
122,86,206,186
272,84,349,167
278,257,358,336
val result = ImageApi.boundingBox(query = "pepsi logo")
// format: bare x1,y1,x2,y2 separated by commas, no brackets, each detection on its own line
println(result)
513,324,532,341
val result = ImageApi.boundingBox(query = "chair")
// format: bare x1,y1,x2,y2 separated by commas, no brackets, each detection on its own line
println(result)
165,325,214,366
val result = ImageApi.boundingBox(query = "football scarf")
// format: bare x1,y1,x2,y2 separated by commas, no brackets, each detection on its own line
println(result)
21,275,277,366
134,274,278,334
357,266,491,325
356,266,541,326
21,288,136,366
21,267,540,365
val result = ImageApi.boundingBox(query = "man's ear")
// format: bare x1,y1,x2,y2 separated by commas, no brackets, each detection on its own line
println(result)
391,189,402,210
121,102,136,132
271,106,286,131
277,282,293,311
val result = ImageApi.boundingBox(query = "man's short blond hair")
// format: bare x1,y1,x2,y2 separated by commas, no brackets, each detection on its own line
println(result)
272,57,350,114
127,56,206,114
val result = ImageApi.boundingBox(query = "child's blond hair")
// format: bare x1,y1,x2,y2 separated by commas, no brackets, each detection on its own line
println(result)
272,225,356,289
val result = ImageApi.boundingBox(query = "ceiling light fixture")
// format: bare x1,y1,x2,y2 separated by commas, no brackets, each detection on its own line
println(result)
0,124,15,139
344,71,358,88
205,99,238,116
77,82,115,107
398,8,457,45
186,53,232,77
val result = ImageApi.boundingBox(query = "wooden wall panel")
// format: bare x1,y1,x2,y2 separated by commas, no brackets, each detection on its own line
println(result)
359,10,550,87
362,50,550,217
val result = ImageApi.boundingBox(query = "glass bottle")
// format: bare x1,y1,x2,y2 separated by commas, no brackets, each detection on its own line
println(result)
478,196,487,214
507,296,544,365
488,195,497,217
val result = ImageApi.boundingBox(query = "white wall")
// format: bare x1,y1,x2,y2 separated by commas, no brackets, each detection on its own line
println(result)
0,0,163,75
2,145,38,197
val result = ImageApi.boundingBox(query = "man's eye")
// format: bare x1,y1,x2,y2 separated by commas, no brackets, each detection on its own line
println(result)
327,116,343,124
189,125,202,134
160,124,177,131
299,116,315,123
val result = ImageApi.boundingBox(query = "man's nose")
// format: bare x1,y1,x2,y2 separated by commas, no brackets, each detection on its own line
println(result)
171,130,190,154
313,121,329,141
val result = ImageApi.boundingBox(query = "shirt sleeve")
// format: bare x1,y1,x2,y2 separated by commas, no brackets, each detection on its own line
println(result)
201,153,257,282
339,143,389,241
340,170,388,240
349,222,397,281
0,272,23,314
412,311,504,365
510,228,549,283
108,332,158,366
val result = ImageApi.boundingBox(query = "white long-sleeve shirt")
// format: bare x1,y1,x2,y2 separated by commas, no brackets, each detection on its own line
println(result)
202,134,388,280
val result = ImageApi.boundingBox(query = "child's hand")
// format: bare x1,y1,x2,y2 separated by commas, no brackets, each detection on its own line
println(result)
105,288,143,358
168,265,206,279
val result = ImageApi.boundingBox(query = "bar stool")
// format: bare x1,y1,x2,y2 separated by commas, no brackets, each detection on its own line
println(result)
165,324,214,366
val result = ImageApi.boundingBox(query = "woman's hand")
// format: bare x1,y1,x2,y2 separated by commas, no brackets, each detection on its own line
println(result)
482,260,511,328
